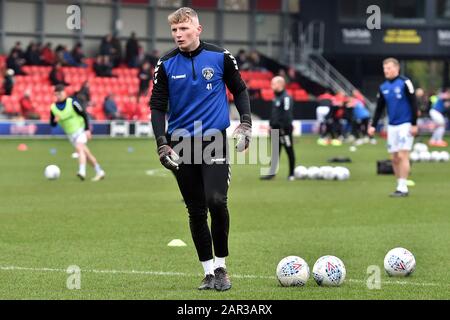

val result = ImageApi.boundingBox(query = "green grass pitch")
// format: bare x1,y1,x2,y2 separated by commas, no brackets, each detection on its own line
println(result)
0,135,449,299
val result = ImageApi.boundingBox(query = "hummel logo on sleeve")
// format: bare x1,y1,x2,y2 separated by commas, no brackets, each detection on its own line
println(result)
224,49,238,70
172,74,187,80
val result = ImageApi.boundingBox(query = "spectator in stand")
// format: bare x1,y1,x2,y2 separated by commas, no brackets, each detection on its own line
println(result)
10,42,25,60
146,49,160,68
103,55,114,77
287,67,297,83
7,50,26,75
125,32,139,68
93,55,114,77
62,45,78,66
277,68,291,84
3,69,15,95
0,101,6,119
103,94,124,120
71,42,87,67
40,42,56,66
111,35,123,68
124,95,139,120
235,49,250,70
20,90,40,119
54,44,66,65
49,62,68,86
74,81,91,112
248,51,266,71
137,45,146,67
100,34,114,57
138,61,152,100
93,56,104,77
25,42,41,65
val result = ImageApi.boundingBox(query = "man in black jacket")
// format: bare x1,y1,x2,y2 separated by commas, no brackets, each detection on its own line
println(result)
261,76,296,181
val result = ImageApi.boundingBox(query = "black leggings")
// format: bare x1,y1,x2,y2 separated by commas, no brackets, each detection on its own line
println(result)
171,133,230,262
268,127,296,176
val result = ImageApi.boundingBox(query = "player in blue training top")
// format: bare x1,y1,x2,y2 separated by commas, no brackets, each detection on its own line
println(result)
150,7,252,291
368,57,418,197
429,88,450,147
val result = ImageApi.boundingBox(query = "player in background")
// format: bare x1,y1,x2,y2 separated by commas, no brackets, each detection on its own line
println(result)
316,89,333,146
428,88,450,147
368,58,418,197
348,96,371,145
260,76,296,181
50,85,105,181
150,7,252,291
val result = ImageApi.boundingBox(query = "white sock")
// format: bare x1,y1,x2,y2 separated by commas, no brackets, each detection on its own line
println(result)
94,163,102,173
214,257,226,270
201,259,214,276
397,178,408,192
434,127,445,141
79,164,86,175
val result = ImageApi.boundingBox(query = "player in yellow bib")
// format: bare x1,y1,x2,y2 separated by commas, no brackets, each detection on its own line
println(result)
50,85,105,181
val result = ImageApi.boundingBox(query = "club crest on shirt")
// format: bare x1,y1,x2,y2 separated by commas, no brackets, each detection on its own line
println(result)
202,67,214,80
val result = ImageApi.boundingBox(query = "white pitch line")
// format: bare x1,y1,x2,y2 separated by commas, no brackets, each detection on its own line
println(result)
0,265,272,280
0,265,447,288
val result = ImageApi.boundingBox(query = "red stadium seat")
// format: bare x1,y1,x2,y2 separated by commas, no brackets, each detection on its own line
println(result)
294,89,309,101
286,82,301,90
260,88,275,101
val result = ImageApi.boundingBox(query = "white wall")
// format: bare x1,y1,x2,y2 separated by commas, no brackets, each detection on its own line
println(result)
84,5,113,36
5,1,36,33
155,9,172,39
44,4,74,35
255,14,280,42
197,11,216,40
224,13,249,41
120,7,147,37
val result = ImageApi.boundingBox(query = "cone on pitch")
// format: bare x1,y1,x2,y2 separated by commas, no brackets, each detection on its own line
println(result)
167,239,187,247
17,143,28,151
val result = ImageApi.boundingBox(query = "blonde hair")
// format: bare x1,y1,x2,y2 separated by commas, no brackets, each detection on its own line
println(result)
383,57,400,67
168,7,199,25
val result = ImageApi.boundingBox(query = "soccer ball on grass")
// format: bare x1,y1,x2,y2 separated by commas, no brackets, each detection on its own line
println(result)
44,165,61,180
276,256,310,287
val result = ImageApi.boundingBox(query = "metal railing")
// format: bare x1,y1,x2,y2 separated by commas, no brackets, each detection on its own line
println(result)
287,20,375,110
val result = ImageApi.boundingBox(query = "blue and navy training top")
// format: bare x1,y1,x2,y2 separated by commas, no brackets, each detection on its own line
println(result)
150,41,246,136
432,98,447,114
372,76,418,127
353,101,370,120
